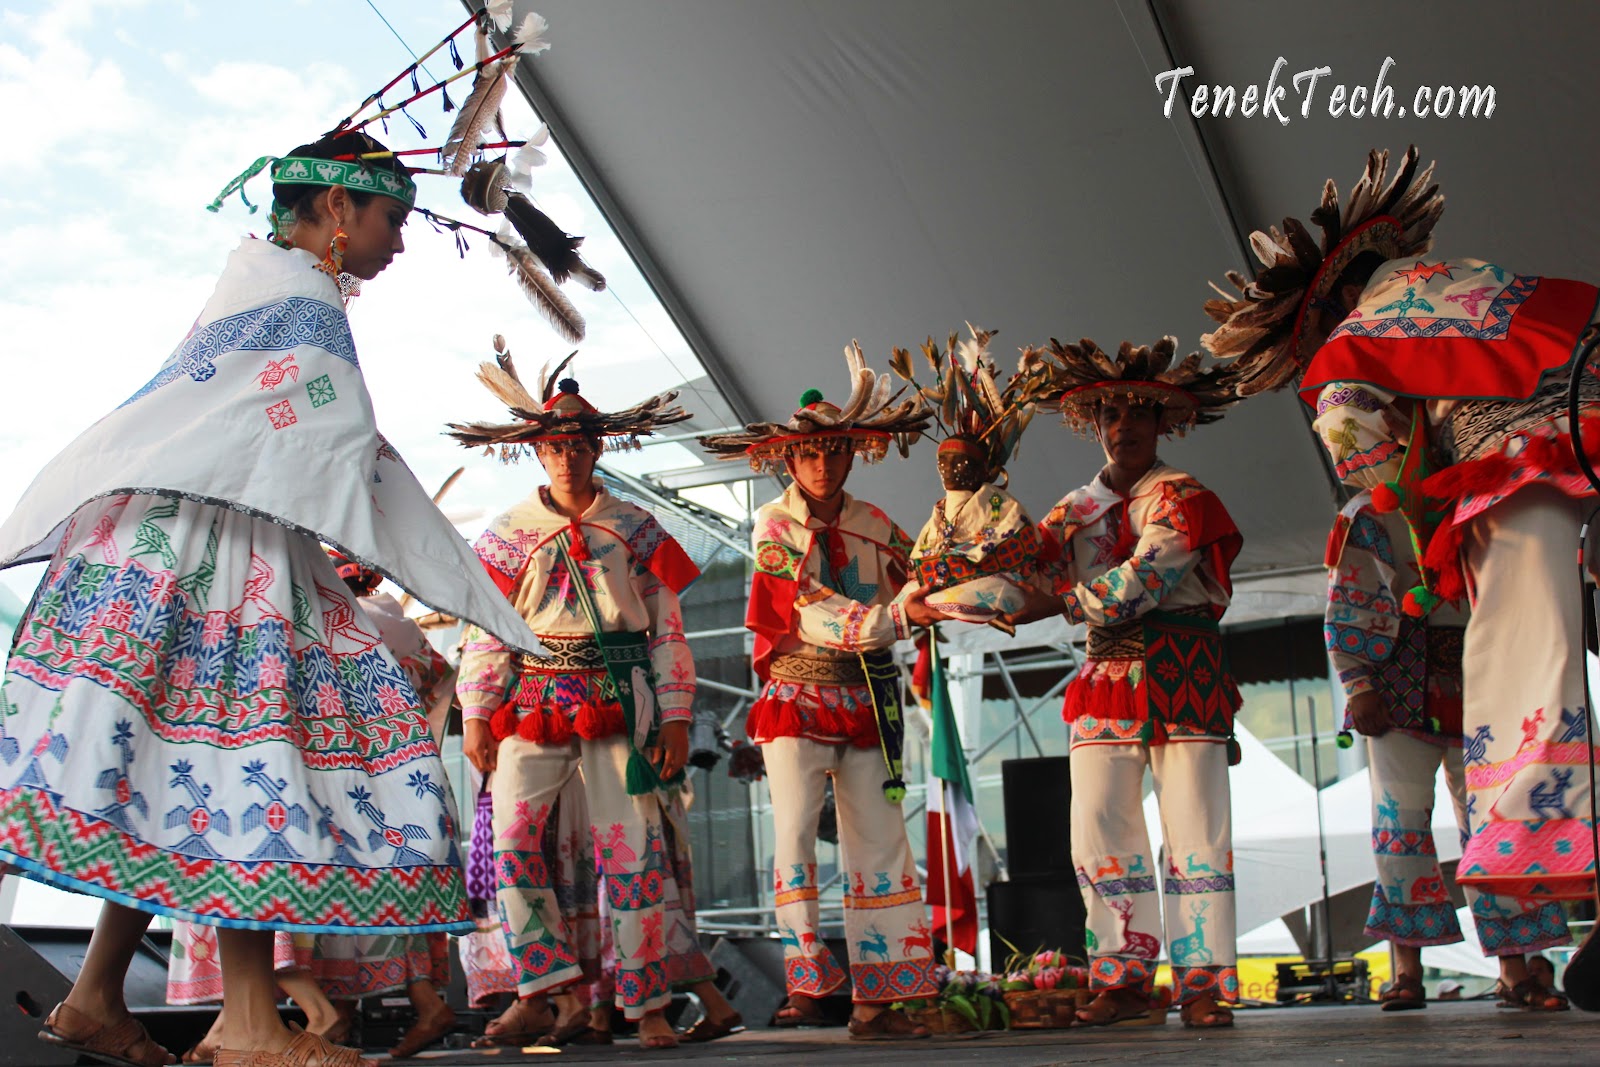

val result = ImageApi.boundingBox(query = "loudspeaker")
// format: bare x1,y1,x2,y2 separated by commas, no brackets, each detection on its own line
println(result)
1000,756,1073,879
707,937,788,1028
0,924,77,1066
987,879,1086,966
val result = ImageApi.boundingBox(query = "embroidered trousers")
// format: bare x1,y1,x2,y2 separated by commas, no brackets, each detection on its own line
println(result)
763,737,939,1003
1070,740,1238,1005
1457,486,1598,899
1365,731,1570,953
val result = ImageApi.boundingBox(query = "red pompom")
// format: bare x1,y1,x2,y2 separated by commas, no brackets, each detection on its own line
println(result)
1371,481,1402,513
1401,585,1438,618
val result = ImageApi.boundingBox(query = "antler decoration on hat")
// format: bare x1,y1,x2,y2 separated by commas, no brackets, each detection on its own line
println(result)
446,334,691,460
1201,145,1444,396
887,323,1034,480
1015,336,1241,436
699,341,931,473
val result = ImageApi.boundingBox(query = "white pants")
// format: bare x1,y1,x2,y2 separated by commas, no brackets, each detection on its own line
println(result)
1458,486,1597,900
762,737,939,1003
1070,740,1237,1005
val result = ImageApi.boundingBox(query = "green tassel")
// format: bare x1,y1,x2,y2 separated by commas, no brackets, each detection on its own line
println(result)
882,779,907,804
1138,719,1156,745
1428,717,1442,734
1226,736,1242,766
1336,730,1354,750
799,387,824,407
625,749,661,796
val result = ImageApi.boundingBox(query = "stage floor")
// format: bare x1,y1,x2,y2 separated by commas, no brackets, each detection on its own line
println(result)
399,1001,1598,1066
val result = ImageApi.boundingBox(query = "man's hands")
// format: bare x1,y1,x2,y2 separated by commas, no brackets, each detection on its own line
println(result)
1347,690,1390,738
649,720,690,781
465,717,498,774
901,585,951,628
1002,582,1068,629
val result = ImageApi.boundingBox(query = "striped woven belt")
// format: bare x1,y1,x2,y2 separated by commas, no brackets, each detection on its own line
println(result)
520,633,606,674
1085,604,1214,660
769,649,866,686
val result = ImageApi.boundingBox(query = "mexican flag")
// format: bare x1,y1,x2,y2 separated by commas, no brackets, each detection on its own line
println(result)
924,638,979,955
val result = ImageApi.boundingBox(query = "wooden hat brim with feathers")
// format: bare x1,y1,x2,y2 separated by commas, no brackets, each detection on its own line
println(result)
1200,145,1444,397
698,341,932,473
1015,336,1242,436
446,335,691,458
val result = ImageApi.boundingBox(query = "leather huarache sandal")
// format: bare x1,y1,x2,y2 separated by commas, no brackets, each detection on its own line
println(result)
773,995,825,1027
1380,974,1427,1012
1075,990,1151,1027
386,1007,457,1059
37,1002,175,1067
212,1030,374,1067
846,1008,929,1041
679,1010,745,1042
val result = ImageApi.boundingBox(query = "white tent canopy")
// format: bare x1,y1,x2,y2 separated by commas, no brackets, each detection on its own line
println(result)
486,0,1600,579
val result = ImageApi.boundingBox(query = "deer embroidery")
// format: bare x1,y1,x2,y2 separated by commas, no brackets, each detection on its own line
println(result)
852,871,866,898
1094,856,1124,881
857,925,890,961
1107,897,1161,958
1168,901,1212,966
1184,854,1217,876
1528,769,1574,820
900,919,933,957
874,872,892,894
1374,790,1402,830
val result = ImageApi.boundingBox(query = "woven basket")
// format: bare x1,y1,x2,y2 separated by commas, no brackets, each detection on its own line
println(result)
1003,987,1092,1028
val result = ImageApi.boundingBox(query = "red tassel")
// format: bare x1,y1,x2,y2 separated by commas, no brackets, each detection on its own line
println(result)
489,703,520,741
747,691,879,746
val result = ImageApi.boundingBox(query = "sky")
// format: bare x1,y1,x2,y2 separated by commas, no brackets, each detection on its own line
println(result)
0,0,739,603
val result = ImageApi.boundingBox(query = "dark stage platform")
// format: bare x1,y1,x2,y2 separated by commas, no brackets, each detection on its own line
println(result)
386,1002,1597,1066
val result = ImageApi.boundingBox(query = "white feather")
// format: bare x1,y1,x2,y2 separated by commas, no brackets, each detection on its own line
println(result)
486,0,515,33
514,12,551,53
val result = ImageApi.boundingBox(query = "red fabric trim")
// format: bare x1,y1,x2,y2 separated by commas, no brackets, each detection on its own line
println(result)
1175,488,1242,597
1324,513,1353,569
1299,275,1600,405
645,534,700,594
489,700,627,743
745,691,879,747
1063,671,1145,723
746,571,798,683
1419,416,1600,603
480,554,521,598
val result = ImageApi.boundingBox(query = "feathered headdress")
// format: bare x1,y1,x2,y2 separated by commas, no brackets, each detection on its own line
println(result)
206,8,605,342
446,334,691,459
1201,145,1445,396
887,323,1034,482
699,341,931,473
1015,336,1240,436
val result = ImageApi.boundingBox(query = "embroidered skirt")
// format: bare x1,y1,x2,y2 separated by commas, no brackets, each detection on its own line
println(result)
0,493,471,932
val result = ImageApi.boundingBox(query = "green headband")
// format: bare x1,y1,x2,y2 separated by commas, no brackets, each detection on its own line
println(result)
206,154,418,215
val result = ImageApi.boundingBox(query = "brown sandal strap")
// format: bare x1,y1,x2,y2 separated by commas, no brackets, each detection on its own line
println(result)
43,1003,171,1067
215,1032,371,1067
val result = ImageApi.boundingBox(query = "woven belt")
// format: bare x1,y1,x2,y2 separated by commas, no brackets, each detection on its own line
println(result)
1085,604,1214,660
769,650,866,686
519,633,605,674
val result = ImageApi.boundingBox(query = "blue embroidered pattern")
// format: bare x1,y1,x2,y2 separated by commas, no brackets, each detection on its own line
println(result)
1330,275,1538,342
121,298,356,408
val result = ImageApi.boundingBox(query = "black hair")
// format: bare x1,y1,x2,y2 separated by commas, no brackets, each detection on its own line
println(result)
1330,250,1388,302
272,130,407,224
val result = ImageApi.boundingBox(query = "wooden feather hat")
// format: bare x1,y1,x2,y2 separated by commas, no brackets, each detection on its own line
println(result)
1201,145,1444,396
446,334,691,459
699,341,931,473
887,324,1034,482
1015,336,1241,436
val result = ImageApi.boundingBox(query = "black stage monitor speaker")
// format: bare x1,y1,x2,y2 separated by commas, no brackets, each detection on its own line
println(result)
1001,756,1073,879
987,879,1086,967
1,924,84,1066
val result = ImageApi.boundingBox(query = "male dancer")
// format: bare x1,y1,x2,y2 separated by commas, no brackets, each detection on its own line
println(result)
1007,337,1244,1028
700,344,941,1040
